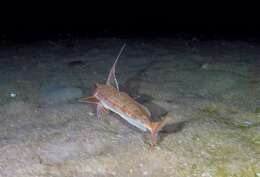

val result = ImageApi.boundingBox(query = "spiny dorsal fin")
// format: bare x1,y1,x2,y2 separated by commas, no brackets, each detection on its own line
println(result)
106,43,126,91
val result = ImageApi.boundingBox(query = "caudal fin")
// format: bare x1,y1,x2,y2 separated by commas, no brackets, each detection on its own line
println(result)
150,114,171,146
106,44,126,91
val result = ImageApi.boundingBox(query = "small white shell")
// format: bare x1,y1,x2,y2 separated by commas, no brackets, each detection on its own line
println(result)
10,93,16,98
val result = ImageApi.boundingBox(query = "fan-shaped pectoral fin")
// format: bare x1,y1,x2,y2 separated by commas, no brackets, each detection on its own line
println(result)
97,102,109,119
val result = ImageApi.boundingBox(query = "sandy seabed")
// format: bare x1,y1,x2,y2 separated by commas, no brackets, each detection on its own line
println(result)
0,38,259,177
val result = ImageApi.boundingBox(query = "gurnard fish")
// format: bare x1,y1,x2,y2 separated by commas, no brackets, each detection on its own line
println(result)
80,44,169,146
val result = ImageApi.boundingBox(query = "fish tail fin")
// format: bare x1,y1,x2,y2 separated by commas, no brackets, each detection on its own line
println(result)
150,114,171,147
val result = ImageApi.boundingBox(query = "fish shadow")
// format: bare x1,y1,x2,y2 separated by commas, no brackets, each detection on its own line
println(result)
161,120,188,134
158,120,188,144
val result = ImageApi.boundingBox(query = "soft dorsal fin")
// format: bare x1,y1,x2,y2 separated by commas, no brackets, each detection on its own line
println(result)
106,44,126,91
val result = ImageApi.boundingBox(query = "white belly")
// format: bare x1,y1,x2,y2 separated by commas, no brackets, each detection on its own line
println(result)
102,101,148,132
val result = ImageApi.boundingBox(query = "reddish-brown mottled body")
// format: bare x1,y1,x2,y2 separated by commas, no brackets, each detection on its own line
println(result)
94,84,151,127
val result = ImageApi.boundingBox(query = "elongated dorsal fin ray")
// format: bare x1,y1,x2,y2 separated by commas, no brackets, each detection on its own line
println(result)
106,43,126,91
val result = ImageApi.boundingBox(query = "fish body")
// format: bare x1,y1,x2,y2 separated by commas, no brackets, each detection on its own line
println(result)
94,84,151,132
80,44,169,146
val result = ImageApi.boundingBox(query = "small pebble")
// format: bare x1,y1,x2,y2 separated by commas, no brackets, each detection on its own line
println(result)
129,169,133,174
201,172,212,177
143,171,148,176
201,63,209,69
243,120,253,126
10,93,16,98
88,112,95,116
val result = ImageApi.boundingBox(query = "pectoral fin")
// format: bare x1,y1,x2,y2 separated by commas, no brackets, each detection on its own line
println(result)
97,102,109,119
78,96,99,104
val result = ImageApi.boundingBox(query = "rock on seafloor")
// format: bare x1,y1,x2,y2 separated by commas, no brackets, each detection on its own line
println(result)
41,85,83,104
